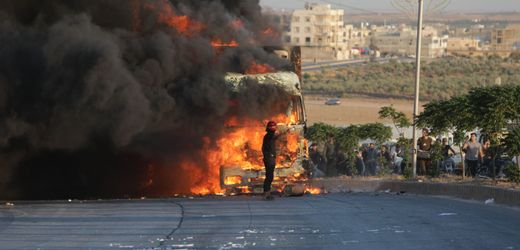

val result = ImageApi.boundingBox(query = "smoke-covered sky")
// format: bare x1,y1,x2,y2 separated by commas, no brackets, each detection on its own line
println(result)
0,0,290,199
260,0,520,13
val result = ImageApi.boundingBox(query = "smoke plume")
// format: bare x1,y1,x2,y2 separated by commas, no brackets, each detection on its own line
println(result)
0,0,290,199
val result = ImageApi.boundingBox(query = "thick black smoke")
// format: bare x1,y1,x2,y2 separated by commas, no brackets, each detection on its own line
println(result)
0,0,291,199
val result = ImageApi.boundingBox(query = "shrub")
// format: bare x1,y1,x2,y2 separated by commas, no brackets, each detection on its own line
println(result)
504,164,520,183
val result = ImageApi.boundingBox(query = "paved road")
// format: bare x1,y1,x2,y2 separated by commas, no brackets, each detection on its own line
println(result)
302,57,414,72
1,193,519,249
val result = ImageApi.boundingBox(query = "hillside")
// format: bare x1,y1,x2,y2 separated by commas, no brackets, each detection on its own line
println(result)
303,55,520,101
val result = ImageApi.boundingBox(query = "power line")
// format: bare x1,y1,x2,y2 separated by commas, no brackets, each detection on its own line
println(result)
316,0,382,14
390,0,452,20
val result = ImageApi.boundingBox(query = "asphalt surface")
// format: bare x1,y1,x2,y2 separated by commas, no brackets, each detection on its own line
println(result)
301,57,415,72
1,193,520,249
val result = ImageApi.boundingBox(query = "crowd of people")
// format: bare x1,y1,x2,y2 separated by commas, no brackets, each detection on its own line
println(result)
307,128,507,178
308,138,402,178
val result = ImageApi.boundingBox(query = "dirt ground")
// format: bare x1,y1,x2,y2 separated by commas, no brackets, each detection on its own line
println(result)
304,94,425,125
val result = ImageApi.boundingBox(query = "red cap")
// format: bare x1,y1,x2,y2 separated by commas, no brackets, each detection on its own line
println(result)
267,121,277,127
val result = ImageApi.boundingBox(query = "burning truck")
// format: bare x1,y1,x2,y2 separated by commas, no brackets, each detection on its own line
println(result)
0,0,324,199
218,47,312,195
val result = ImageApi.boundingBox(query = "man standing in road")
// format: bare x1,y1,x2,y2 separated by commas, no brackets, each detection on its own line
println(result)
262,121,281,200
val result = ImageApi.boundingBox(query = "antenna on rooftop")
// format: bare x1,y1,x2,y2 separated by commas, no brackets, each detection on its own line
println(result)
391,0,451,20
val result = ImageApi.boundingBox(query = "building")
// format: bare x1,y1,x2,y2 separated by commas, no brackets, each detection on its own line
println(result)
286,3,352,61
445,24,520,58
370,26,448,58
446,37,480,56
263,9,292,44
489,24,520,57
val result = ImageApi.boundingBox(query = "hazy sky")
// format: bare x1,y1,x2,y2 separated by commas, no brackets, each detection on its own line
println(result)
260,0,520,13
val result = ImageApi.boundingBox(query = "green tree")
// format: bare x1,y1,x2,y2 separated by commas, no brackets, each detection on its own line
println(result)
305,123,338,143
503,127,520,169
358,123,392,144
378,105,411,137
306,123,393,175
417,85,520,179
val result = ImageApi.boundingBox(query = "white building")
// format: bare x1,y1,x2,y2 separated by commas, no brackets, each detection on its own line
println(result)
287,3,352,61
371,26,448,58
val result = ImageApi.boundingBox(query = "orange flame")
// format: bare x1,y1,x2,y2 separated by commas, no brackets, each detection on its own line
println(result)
171,111,301,195
224,176,242,185
305,186,322,195
159,15,205,36
245,61,274,75
182,159,223,195
211,38,239,48
224,116,239,127
272,111,299,125
146,0,205,36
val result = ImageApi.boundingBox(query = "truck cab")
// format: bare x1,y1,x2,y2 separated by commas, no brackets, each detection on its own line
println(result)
219,47,309,194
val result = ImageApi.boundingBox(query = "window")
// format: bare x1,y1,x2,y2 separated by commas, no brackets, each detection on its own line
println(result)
305,17,311,22
290,96,304,124
305,27,311,33
285,36,291,43
305,37,311,43
293,16,300,22
295,27,300,33
295,37,300,43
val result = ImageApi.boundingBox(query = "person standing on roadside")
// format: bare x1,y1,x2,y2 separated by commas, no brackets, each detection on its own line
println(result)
355,150,366,176
462,133,483,177
417,128,433,175
481,139,494,177
309,143,325,178
441,138,456,173
365,143,378,176
324,134,338,177
380,145,393,170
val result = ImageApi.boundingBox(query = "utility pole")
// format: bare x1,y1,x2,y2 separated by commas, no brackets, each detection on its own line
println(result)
411,0,424,178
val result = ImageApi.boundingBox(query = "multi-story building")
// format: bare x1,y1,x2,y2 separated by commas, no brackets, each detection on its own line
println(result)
286,3,352,61
490,24,520,57
263,9,292,44
370,26,448,58
446,38,480,57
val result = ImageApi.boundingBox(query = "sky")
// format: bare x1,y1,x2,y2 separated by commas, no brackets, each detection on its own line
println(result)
260,0,520,13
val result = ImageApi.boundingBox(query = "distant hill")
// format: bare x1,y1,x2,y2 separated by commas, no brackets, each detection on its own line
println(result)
302,55,520,101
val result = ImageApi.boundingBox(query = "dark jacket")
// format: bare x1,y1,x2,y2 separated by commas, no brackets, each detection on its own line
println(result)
262,131,278,164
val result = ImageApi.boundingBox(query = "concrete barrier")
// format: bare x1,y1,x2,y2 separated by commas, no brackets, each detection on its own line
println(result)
310,178,520,207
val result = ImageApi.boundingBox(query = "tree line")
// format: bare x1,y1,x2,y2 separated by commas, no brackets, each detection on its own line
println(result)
305,84,520,182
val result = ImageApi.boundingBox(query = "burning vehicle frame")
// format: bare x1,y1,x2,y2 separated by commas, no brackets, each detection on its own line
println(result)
219,47,313,195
